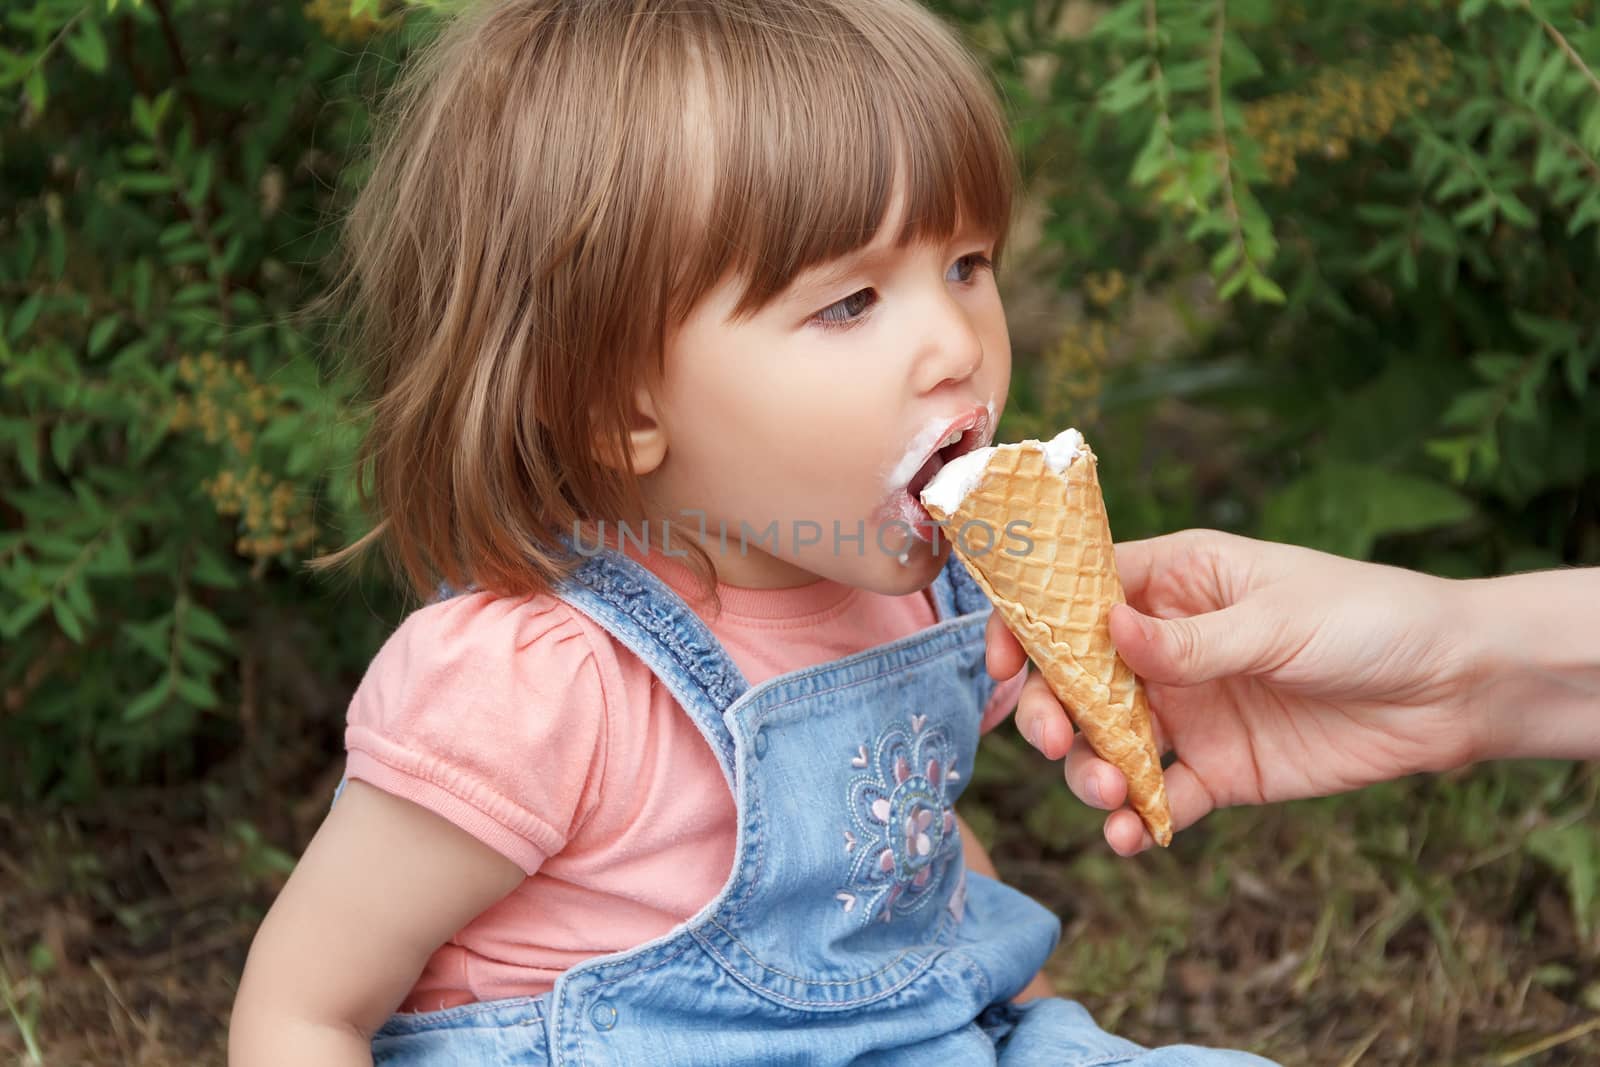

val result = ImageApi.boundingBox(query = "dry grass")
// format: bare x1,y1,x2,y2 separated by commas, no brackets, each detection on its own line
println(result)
3,725,1598,1066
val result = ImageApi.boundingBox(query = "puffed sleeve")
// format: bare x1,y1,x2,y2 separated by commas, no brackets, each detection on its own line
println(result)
342,591,611,875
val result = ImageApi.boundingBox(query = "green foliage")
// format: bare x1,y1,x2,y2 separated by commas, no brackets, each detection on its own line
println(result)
0,0,434,800
940,0,1599,573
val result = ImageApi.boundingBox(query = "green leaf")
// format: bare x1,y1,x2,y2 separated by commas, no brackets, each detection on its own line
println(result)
88,315,120,357
123,615,173,663
118,172,177,196
1530,50,1567,105
191,543,241,589
1528,823,1600,940
1471,353,1523,382
52,598,85,642
132,95,157,138
1440,389,1496,427
131,259,153,316
189,151,214,204
24,67,45,115
15,425,41,482
184,601,234,649
125,678,171,722
1453,194,1498,231
1513,24,1543,94
1246,272,1286,304
0,598,49,640
1218,266,1250,301
50,420,88,470
1262,463,1475,559
65,20,109,74
8,292,42,341
1566,347,1593,397
174,673,218,709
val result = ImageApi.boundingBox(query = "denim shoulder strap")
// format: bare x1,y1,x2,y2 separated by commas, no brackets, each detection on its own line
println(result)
551,546,750,785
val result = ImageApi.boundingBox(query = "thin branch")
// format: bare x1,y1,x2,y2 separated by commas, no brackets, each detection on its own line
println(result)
1523,0,1600,100
13,6,86,113
146,0,207,139
1144,0,1180,177
1207,0,1254,273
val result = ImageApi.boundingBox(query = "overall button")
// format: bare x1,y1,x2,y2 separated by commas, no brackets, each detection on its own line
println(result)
589,999,617,1031
752,725,770,759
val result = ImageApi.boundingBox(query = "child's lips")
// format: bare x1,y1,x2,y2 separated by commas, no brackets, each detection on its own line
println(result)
883,409,992,541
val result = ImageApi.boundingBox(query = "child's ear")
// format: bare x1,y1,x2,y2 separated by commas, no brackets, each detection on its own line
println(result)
595,384,667,476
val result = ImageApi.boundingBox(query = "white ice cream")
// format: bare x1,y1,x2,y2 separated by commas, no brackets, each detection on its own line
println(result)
919,428,1087,515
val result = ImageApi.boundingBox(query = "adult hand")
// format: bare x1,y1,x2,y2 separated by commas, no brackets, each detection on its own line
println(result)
986,529,1597,855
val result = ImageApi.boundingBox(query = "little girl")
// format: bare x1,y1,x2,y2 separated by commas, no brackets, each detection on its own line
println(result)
230,1,1277,1064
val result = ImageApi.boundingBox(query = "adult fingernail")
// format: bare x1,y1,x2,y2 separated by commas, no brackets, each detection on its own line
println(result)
1084,773,1104,807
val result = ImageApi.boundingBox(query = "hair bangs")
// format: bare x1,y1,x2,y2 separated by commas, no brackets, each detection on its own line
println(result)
662,0,1016,324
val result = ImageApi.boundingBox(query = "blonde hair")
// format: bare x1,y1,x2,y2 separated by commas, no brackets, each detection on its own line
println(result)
313,0,1017,603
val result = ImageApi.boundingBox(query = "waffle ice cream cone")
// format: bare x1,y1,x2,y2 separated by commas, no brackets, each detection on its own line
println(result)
919,429,1173,847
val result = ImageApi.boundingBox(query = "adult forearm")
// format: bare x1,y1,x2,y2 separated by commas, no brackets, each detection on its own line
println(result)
1460,568,1600,763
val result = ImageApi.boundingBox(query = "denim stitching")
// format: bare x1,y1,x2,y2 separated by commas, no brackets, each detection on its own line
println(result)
565,550,748,703
694,932,935,1011
375,994,545,1031
745,638,977,723
701,916,917,986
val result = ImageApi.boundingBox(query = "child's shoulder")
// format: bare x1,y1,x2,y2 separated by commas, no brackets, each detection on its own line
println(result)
351,588,632,726
344,590,633,872
389,587,601,659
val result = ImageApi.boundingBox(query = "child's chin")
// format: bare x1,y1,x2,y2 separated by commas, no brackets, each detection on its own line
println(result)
860,534,951,594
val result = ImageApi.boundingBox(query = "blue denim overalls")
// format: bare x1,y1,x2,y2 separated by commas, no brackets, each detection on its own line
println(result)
358,543,1279,1066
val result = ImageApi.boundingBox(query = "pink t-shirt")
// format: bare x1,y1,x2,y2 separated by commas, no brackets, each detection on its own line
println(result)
343,547,1028,1013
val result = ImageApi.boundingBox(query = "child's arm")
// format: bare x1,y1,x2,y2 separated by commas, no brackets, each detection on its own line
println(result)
229,779,525,1066
955,811,1055,1003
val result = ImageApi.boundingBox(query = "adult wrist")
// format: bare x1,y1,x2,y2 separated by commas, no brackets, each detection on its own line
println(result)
1455,569,1600,764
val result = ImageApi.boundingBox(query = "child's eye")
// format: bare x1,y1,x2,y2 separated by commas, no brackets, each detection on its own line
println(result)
812,288,876,330
948,252,994,284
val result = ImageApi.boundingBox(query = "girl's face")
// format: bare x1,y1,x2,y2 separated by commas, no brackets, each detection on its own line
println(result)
643,193,1010,595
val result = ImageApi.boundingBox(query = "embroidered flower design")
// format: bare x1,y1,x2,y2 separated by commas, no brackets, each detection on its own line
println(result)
837,713,963,924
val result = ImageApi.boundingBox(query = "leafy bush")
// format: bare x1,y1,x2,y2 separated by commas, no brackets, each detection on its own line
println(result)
934,0,1598,572
3,0,1596,801
0,0,426,800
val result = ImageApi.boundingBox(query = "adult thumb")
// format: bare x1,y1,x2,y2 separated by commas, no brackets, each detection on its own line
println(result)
1109,601,1279,686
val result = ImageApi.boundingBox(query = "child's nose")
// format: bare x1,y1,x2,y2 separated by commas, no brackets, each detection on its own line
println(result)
909,293,984,394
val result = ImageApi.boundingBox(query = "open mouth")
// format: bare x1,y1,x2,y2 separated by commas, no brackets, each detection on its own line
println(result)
904,425,986,529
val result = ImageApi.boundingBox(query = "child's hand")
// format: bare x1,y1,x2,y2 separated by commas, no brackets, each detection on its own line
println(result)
985,530,1490,856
